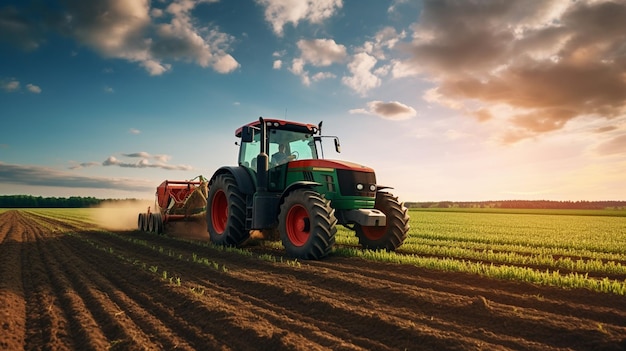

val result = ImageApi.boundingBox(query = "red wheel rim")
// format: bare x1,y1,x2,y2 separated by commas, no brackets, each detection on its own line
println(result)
286,204,310,247
211,190,228,234
361,224,387,241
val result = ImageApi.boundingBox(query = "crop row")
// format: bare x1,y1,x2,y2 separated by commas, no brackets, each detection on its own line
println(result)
335,209,626,294
9,208,626,295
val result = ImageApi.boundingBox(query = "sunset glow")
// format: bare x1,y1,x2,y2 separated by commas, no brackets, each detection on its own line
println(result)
1,0,624,201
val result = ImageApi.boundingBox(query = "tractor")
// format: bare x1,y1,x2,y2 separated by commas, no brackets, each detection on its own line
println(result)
206,117,409,259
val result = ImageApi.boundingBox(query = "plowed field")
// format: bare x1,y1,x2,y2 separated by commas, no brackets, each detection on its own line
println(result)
1,209,625,350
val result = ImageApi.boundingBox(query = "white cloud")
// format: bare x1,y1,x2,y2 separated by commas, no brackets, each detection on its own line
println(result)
296,38,347,66
26,83,41,93
1,80,42,93
273,59,282,69
213,54,239,74
289,58,310,85
6,0,240,76
350,100,416,120
140,59,172,76
151,4,240,73
399,0,626,143
341,53,381,95
104,86,114,93
312,71,335,81
359,27,405,60
129,128,141,134
0,161,154,191
103,152,191,170
256,0,343,36
1,80,20,92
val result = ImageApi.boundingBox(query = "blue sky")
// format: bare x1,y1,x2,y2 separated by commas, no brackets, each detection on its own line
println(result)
1,0,625,202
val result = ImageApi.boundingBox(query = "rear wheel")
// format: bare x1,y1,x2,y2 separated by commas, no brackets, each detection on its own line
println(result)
207,173,248,246
279,189,337,259
355,192,409,251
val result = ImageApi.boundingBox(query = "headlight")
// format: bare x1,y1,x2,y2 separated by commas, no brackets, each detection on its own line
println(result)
370,184,377,192
356,183,364,191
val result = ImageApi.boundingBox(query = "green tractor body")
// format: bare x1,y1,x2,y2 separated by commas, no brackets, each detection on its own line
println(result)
206,117,409,259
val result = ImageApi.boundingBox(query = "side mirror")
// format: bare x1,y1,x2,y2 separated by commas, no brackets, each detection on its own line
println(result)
241,126,254,142
334,138,341,153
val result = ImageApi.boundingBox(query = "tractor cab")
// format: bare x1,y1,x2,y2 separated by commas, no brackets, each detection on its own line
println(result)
237,119,339,192
238,120,319,168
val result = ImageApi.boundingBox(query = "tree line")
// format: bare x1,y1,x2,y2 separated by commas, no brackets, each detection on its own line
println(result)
406,200,626,210
1,195,105,208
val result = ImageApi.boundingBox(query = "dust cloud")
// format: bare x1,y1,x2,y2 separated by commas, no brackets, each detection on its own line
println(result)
166,214,210,241
91,200,153,230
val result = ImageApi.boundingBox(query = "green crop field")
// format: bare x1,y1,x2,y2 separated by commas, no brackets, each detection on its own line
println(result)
336,208,626,294
4,207,626,294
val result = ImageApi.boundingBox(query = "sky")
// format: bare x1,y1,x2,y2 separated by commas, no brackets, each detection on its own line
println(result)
1,0,625,202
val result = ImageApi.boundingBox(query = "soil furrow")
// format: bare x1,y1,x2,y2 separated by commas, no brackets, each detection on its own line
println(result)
0,211,27,350
2,209,626,350
21,216,76,350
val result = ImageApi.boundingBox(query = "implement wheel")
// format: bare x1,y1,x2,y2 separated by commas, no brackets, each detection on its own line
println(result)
279,189,337,259
148,213,163,235
206,173,248,246
137,213,145,231
138,213,149,232
355,192,409,251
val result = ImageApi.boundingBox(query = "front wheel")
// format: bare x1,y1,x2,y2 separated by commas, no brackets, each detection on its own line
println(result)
279,189,337,259
206,173,248,246
355,192,409,251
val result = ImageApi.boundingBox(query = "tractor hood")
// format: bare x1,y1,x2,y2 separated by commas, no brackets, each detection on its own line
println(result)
288,159,374,173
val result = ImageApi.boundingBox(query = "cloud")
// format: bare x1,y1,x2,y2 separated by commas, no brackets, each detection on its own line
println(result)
26,83,41,93
70,152,192,171
129,128,141,134
312,71,335,82
349,100,416,120
398,0,626,143
288,38,346,85
103,153,191,170
122,152,171,162
1,80,20,92
595,134,626,156
0,5,43,51
4,0,239,76
297,39,347,66
152,3,239,74
358,26,405,60
256,0,343,36
0,161,154,191
68,161,101,170
104,86,114,93
341,53,381,95
1,79,41,93
273,59,282,69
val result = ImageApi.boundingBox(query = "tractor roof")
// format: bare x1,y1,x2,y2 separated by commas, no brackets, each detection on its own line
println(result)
235,119,319,137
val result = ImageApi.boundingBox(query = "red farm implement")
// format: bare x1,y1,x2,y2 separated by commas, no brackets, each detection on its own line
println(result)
137,176,208,234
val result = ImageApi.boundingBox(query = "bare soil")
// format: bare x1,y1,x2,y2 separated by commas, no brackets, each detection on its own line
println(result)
1,210,625,350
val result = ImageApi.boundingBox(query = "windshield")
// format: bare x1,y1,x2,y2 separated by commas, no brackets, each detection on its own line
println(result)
268,129,318,167
239,128,319,170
